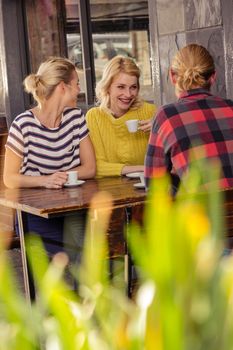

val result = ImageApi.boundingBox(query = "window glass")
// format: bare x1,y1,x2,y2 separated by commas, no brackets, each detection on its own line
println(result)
65,1,86,103
65,1,153,102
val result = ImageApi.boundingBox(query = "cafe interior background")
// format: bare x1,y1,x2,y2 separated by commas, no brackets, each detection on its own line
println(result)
1,0,232,127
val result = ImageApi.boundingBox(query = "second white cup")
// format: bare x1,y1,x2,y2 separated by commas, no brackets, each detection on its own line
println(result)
66,170,78,184
126,119,139,133
139,172,145,186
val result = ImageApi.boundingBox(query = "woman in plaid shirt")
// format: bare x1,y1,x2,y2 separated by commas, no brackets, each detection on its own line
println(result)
145,43,233,193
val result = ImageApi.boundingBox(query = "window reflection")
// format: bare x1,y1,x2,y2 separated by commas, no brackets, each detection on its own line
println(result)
65,0,153,102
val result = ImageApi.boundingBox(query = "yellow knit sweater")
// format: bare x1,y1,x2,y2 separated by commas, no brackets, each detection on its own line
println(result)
86,101,156,177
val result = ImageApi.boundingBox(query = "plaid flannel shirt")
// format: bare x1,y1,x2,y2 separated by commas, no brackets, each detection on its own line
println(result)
145,88,233,190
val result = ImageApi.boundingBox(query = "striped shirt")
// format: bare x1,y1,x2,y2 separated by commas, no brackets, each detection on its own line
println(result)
6,107,88,176
145,88,233,190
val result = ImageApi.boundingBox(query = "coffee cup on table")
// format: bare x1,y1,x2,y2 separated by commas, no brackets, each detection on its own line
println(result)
139,172,145,187
66,170,78,185
126,119,139,133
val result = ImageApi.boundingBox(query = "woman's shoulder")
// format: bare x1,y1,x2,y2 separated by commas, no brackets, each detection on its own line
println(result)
86,106,108,121
133,101,156,119
86,106,102,116
14,110,33,120
62,107,86,127
10,110,34,128
141,101,157,112
63,107,83,117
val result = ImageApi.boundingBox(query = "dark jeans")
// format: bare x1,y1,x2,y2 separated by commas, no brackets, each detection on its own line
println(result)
15,211,86,259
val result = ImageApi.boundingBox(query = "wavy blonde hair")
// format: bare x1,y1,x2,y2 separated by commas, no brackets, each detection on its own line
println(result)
96,55,143,111
171,44,215,95
24,57,76,107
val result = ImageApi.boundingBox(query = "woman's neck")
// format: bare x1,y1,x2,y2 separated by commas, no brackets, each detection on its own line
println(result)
32,103,63,128
110,108,127,118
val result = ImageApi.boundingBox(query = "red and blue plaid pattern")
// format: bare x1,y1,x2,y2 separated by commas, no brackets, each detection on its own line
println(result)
145,88,233,189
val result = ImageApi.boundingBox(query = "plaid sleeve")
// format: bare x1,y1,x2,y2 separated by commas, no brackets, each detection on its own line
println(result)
144,125,167,185
144,106,173,188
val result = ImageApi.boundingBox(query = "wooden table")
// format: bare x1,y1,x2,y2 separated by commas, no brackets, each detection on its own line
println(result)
0,177,146,300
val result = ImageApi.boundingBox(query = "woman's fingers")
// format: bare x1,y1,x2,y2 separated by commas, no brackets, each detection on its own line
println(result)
138,119,152,132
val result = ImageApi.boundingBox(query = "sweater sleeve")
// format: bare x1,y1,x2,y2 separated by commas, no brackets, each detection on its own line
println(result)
86,108,125,177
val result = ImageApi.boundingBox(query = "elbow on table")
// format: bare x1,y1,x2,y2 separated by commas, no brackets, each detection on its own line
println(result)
85,163,96,179
3,175,18,189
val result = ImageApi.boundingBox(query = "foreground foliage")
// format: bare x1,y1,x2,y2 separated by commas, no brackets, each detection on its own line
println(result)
0,163,232,349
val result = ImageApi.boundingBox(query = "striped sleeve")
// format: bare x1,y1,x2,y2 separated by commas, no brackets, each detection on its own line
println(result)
77,110,89,141
65,107,89,142
5,120,24,158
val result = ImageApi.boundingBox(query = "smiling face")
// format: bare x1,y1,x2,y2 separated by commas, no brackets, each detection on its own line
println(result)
108,73,139,117
64,70,81,106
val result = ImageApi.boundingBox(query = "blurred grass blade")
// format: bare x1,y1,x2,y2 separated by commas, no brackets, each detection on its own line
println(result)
79,192,113,290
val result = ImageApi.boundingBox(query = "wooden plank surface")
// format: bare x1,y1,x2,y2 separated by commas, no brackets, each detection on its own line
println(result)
0,177,146,217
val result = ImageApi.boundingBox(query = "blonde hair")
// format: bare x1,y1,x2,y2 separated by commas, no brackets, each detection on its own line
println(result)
171,44,215,95
24,57,76,107
96,55,143,111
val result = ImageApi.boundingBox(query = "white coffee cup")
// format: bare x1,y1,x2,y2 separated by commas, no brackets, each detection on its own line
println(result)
66,170,78,184
139,172,145,186
126,119,139,133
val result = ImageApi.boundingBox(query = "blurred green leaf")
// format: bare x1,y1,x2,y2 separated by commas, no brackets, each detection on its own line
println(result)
0,160,232,349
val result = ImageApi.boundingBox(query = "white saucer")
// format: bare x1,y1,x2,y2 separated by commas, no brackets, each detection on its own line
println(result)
126,172,143,179
133,182,145,189
64,180,85,187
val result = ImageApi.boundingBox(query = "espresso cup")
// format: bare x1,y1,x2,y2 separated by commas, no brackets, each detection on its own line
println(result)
139,172,145,186
126,119,139,133
66,170,78,184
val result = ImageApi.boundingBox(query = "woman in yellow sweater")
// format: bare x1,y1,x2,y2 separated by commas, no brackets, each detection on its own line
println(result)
86,56,156,177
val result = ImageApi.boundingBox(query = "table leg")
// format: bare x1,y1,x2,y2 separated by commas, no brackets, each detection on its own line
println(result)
16,210,31,302
125,207,133,298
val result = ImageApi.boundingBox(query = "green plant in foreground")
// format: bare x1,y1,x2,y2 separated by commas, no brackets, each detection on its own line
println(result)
129,161,231,350
0,161,233,349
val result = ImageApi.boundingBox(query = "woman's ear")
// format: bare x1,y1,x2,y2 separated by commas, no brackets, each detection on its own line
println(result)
169,68,177,85
56,81,67,95
59,81,66,90
209,71,216,85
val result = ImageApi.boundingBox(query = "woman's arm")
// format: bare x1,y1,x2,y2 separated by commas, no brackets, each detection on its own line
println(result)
3,148,67,189
121,165,144,175
87,110,125,176
4,136,95,188
72,135,96,179
86,107,148,176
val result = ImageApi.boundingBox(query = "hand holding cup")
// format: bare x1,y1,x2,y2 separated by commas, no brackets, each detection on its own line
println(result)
126,119,139,133
65,170,78,185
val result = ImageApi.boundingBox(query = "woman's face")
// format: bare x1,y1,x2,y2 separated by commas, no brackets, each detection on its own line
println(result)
65,71,81,106
108,73,139,117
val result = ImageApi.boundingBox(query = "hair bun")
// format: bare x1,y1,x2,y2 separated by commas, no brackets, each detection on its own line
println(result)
35,74,41,85
184,67,199,80
182,66,203,89
171,44,215,93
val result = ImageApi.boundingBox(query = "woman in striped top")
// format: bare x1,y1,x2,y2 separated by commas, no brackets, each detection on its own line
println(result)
4,57,96,257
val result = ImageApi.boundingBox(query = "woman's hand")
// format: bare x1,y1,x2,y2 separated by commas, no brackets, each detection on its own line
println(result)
4,148,68,189
4,137,95,189
43,172,68,189
138,118,153,132
121,165,144,175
